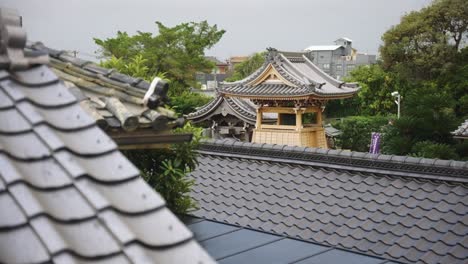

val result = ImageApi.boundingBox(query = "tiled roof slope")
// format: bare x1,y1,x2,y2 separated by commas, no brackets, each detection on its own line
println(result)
186,95,276,124
218,48,359,99
189,140,468,264
452,119,468,139
0,10,214,263
26,42,184,133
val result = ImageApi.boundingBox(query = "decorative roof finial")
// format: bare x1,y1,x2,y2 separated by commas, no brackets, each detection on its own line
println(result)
266,47,278,62
0,8,48,70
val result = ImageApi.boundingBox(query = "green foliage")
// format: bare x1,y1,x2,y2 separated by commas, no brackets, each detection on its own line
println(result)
382,85,458,156
225,52,266,82
332,0,467,160
410,141,459,160
169,91,211,115
123,123,204,214
100,54,152,79
455,141,468,160
403,84,458,143
344,64,408,116
381,117,417,155
95,21,225,94
380,0,467,81
334,116,389,152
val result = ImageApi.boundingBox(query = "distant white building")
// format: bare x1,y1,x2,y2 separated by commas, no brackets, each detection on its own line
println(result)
304,37,376,79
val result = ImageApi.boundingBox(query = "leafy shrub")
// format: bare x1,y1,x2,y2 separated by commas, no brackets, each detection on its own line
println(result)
455,140,468,160
381,116,418,155
123,122,203,214
169,91,211,115
410,141,459,160
334,116,389,152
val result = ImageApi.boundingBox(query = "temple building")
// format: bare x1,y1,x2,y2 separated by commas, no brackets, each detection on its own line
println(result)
188,48,359,148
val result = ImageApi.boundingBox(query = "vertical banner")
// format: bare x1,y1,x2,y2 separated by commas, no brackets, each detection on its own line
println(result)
369,132,381,154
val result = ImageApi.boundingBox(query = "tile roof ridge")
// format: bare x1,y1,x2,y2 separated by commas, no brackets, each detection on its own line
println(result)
197,139,468,183
0,9,49,70
26,42,169,109
185,95,223,119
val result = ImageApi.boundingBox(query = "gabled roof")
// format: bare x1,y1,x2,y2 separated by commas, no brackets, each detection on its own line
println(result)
186,95,276,125
218,49,359,100
26,42,190,148
452,119,468,139
0,9,213,263
189,140,468,264
304,45,343,51
183,216,391,264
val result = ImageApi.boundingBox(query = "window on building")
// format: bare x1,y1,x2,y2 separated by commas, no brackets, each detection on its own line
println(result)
278,114,296,126
323,63,330,69
302,112,318,126
347,65,355,70
336,64,342,70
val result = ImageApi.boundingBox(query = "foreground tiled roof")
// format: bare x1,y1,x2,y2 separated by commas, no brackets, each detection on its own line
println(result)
0,10,213,263
452,119,468,139
183,216,392,264
189,140,468,264
218,49,359,99
186,95,275,124
27,42,184,134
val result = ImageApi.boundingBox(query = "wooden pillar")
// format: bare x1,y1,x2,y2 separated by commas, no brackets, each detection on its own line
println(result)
317,109,323,125
277,113,282,125
256,107,262,129
295,109,303,131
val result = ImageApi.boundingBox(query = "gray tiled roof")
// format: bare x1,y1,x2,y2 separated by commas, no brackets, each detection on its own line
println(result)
218,49,359,99
452,119,468,138
26,42,184,133
0,9,213,263
186,95,275,124
189,140,468,264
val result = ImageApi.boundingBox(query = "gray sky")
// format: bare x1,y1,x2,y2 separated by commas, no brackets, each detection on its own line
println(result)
5,0,431,60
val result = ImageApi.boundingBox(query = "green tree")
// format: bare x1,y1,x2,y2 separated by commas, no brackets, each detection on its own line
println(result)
169,91,211,115
380,0,467,81
343,64,406,116
95,21,225,95
225,52,266,82
334,116,389,152
410,141,459,159
382,85,458,155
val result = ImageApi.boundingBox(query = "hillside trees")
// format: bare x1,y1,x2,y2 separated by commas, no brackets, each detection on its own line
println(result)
378,0,467,158
95,21,225,95
338,0,467,159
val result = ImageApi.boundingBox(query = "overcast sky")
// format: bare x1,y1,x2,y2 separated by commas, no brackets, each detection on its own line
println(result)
5,0,431,60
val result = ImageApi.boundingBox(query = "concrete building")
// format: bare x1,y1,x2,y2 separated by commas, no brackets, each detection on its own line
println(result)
304,37,376,79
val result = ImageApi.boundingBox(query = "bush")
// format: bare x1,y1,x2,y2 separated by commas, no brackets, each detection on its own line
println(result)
123,122,203,214
455,141,468,160
410,141,459,160
334,116,389,152
169,91,211,115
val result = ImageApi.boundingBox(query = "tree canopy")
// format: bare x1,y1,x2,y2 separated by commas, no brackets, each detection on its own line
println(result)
380,0,467,81
338,0,467,159
94,21,225,95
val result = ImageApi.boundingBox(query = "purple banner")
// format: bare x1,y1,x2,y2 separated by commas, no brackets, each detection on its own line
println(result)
369,132,381,154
